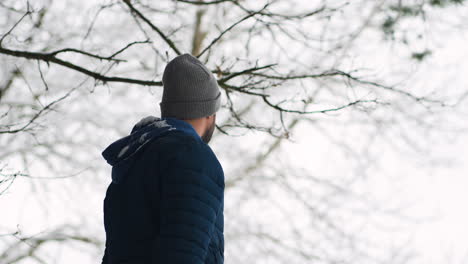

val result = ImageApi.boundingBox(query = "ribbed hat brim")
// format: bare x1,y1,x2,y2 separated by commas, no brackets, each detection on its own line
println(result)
160,91,221,119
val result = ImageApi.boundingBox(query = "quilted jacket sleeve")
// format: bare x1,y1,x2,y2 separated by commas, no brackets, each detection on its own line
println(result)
158,146,223,264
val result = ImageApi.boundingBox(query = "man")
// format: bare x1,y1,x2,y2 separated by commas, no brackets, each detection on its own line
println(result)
101,53,224,264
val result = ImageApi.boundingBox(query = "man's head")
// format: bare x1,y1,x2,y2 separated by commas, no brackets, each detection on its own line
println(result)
159,53,221,143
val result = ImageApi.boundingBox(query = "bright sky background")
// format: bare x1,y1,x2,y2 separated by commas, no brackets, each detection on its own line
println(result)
1,1,467,263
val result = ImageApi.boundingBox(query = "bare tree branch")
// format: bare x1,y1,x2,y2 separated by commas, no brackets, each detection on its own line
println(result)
176,0,233,5
122,0,182,55
0,85,76,134
196,2,270,58
0,6,32,46
0,224,102,264
0,46,163,86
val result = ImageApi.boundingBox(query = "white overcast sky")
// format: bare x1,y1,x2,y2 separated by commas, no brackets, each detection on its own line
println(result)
1,1,467,263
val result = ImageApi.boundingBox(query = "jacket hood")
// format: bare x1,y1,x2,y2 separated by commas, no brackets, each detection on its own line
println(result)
102,116,202,184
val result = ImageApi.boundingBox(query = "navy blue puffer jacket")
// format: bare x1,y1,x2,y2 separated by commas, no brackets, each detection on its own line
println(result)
101,116,224,264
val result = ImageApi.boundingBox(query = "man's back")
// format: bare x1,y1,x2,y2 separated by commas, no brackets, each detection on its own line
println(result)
101,118,224,264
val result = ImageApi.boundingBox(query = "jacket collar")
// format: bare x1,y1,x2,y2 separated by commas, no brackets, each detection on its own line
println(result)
161,117,203,143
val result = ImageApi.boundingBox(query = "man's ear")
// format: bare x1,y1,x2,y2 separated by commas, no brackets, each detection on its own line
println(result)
203,115,212,126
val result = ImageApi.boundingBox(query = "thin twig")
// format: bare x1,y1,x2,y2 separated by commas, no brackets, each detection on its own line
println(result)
0,8,32,46
0,86,77,134
122,0,182,55
36,60,49,91
49,48,125,62
197,2,270,58
176,0,233,5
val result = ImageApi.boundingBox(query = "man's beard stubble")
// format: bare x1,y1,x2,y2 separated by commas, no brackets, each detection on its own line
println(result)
201,116,216,144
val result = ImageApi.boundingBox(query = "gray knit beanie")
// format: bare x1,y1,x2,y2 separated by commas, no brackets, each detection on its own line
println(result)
159,53,221,119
